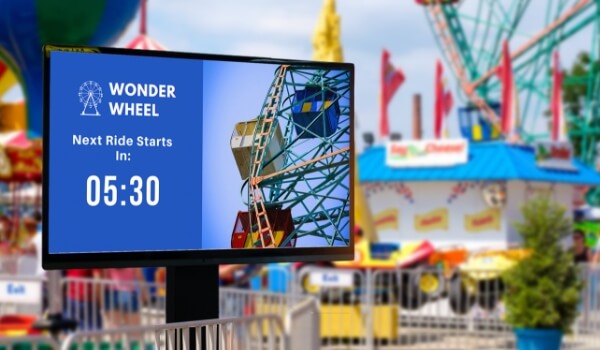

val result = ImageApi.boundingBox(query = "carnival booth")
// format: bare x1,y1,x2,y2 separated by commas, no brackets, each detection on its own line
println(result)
358,139,600,251
0,132,42,248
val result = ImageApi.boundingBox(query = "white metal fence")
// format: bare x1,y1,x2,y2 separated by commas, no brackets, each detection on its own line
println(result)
295,265,373,348
60,314,287,350
0,316,297,350
0,254,38,276
219,287,319,350
574,264,600,349
56,287,318,350
2,263,600,349
60,277,166,330
290,264,600,350
1,276,316,350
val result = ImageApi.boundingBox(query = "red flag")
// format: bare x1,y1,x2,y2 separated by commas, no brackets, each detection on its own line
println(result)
497,41,519,140
434,60,443,138
434,60,454,138
380,49,405,137
551,50,566,141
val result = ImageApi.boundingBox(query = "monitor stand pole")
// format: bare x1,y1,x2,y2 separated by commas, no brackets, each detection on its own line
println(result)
166,265,219,350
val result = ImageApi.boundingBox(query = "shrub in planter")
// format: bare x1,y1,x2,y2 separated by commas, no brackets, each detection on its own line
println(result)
502,194,583,349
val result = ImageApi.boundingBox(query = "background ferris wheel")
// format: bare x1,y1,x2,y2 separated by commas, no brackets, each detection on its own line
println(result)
420,0,600,164
78,80,103,116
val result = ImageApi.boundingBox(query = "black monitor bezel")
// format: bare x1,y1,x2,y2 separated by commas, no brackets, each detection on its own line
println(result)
42,44,354,269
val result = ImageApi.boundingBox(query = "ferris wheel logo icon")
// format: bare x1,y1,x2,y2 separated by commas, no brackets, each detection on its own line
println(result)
78,81,103,116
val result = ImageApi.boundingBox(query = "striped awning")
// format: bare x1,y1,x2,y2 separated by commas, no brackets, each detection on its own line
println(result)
126,34,166,51
0,130,32,148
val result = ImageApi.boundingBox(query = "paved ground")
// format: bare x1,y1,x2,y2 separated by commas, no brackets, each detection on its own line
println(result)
321,328,600,350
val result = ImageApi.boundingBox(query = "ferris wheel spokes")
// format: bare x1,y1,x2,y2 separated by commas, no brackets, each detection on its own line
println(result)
423,0,597,146
247,65,290,248
252,146,349,186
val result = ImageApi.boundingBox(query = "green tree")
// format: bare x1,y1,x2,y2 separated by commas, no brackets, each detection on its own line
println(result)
560,52,600,160
502,195,583,333
562,52,600,118
559,52,600,205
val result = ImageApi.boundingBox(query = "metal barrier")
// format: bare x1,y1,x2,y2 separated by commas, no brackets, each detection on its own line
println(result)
219,287,318,350
0,254,18,275
0,274,45,316
0,254,38,276
59,278,319,349
375,266,600,349
60,277,166,331
291,264,600,349
372,268,512,349
294,266,373,348
5,262,600,349
220,287,299,319
0,335,60,350
60,314,286,350
285,294,319,350
574,264,600,349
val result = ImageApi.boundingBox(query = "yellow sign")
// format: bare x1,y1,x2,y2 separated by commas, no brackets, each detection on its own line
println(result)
245,230,286,248
464,208,501,232
44,45,100,57
374,208,399,231
414,208,448,232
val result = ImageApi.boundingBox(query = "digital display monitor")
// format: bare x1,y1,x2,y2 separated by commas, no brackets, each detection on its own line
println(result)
43,45,354,269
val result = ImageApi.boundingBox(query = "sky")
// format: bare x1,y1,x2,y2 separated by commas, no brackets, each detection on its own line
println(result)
3,0,596,149
200,61,278,249
116,0,599,151
113,0,446,152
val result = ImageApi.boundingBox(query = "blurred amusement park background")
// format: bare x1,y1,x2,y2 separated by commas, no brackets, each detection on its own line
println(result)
2,0,600,349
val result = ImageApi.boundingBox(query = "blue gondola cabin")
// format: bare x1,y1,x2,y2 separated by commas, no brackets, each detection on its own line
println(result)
458,102,502,142
231,208,296,248
291,86,340,139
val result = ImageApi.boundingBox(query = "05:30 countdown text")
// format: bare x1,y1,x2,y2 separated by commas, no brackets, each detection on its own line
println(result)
86,175,159,207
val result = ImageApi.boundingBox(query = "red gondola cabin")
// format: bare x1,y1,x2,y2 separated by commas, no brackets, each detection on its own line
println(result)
231,208,295,248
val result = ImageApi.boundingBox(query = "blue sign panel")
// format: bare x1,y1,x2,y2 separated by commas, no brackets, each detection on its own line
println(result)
48,51,204,253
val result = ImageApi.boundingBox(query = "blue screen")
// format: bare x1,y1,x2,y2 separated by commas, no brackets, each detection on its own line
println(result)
47,50,351,254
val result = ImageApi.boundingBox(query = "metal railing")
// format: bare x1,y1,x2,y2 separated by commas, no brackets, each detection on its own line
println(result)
219,287,318,350
60,314,287,350
0,254,27,275
0,253,39,276
291,263,600,349
3,262,600,349
60,277,166,331
59,278,316,350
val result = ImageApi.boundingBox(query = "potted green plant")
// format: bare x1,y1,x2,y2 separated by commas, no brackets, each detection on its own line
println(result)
502,194,584,350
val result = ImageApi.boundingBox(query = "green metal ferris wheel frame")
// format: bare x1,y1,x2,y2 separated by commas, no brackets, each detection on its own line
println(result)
242,66,351,247
422,0,600,165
